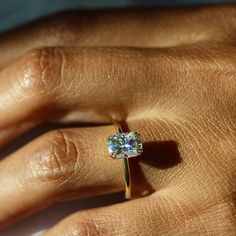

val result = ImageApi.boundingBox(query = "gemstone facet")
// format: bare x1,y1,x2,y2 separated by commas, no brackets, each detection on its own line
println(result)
108,132,143,159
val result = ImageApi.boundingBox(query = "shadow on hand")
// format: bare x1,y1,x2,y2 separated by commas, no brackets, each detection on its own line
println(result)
119,120,182,197
129,140,181,197
141,141,181,169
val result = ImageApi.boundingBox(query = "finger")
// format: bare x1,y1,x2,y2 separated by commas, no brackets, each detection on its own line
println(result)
0,9,194,67
44,195,161,236
0,46,170,129
0,5,232,68
0,43,219,134
44,188,236,236
0,125,124,227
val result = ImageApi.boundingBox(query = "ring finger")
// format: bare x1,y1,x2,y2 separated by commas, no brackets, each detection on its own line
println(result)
0,124,125,227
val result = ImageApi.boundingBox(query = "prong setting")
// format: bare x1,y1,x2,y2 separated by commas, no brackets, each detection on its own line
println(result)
107,132,143,159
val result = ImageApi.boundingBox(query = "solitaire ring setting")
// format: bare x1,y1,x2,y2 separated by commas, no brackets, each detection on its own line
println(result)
107,121,143,199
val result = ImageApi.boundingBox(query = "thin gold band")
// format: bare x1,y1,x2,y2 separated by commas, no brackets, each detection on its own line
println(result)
113,121,131,199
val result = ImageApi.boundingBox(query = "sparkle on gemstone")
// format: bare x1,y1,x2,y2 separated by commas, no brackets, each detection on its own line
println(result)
108,132,143,159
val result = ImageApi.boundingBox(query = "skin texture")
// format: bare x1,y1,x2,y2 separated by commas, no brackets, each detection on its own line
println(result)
0,4,235,235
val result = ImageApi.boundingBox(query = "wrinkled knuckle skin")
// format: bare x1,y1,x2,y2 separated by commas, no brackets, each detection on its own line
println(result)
17,47,63,100
30,130,80,187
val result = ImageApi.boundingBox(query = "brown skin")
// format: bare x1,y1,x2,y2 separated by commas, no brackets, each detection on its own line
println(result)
0,4,235,235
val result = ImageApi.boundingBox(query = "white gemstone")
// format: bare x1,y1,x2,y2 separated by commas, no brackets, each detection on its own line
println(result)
108,132,143,159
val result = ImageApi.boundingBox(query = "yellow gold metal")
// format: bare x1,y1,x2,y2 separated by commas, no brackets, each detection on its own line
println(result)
113,121,132,199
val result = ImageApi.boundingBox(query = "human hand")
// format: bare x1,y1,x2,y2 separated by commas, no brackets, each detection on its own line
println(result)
0,5,235,235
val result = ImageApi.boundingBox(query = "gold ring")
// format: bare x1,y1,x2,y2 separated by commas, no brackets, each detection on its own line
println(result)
107,121,143,199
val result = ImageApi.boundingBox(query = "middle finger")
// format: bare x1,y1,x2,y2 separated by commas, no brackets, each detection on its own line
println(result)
0,46,170,129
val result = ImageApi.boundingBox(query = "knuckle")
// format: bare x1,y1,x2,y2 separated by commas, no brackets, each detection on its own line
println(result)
30,130,81,186
17,47,63,100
